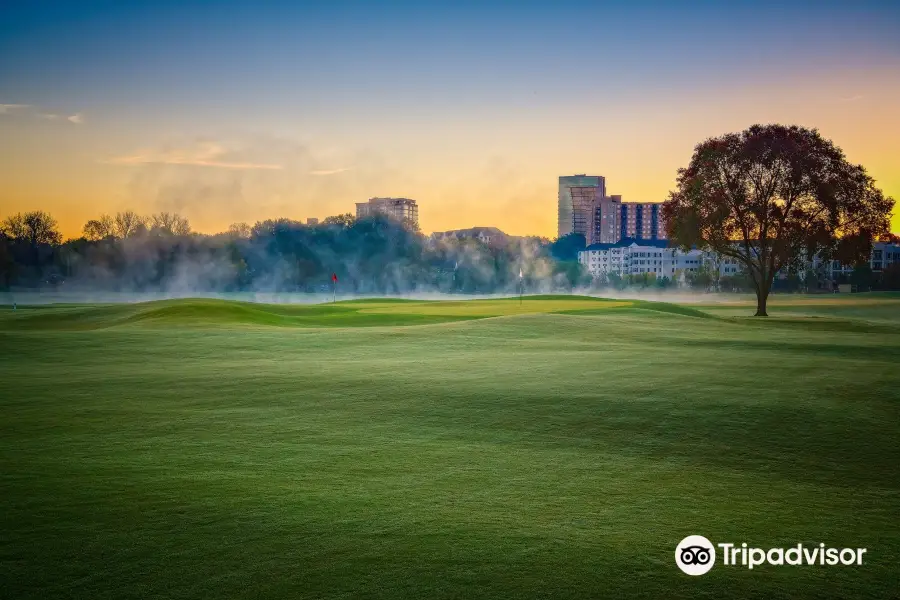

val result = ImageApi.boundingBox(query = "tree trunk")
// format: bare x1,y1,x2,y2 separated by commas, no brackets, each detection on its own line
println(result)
755,292,768,317
755,277,771,317
752,263,770,317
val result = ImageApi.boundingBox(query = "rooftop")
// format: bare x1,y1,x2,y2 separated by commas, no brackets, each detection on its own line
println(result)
584,237,672,251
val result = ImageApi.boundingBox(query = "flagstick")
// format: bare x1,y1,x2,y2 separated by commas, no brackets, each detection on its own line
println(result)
333,280,336,304
519,269,523,305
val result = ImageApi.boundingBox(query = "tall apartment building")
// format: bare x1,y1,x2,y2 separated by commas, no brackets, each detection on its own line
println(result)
619,202,666,241
558,175,666,244
558,175,605,239
356,197,419,228
593,195,622,244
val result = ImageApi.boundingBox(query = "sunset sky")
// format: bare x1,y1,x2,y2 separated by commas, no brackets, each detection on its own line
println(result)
2,0,899,238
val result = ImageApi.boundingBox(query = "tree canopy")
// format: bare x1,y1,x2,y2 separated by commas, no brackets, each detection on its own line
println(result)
0,211,585,294
2,211,62,247
662,124,894,315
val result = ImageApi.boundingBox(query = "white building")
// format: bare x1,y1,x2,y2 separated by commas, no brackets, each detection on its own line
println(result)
578,238,741,280
579,239,698,279
580,239,900,285
822,241,900,278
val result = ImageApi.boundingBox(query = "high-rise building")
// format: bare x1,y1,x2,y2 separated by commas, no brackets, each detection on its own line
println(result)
619,202,666,241
356,197,419,228
558,175,605,239
558,175,666,243
593,194,622,244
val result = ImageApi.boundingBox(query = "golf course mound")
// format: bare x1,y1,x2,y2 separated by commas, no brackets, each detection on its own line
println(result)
0,295,714,331
4,293,900,332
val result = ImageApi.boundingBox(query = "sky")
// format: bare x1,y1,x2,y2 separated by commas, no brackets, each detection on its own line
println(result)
1,0,899,238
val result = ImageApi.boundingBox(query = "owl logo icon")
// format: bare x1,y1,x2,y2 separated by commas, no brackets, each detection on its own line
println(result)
676,535,716,575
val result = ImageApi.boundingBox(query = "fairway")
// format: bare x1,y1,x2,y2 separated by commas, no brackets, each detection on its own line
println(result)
1,295,899,599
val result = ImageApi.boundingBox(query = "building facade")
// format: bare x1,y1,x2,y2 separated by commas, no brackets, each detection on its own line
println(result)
822,241,900,279
356,197,419,228
581,239,900,285
592,195,622,244
619,202,666,241
579,239,739,280
558,175,606,240
558,174,666,244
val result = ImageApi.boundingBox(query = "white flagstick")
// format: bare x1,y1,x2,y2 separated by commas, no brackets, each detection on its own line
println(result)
519,268,523,305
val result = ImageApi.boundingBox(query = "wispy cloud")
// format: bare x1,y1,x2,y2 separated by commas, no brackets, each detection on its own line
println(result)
310,167,351,176
105,142,283,170
0,103,83,123
838,94,864,102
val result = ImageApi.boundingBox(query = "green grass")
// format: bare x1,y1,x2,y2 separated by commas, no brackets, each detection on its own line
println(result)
1,294,899,599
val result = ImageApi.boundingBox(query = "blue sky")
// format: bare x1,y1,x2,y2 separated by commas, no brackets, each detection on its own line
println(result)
2,0,899,235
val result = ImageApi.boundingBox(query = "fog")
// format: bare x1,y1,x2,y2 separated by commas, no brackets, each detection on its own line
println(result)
1,214,600,303
3,199,755,306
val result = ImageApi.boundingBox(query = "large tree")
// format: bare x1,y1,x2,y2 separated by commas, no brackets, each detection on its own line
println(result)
663,124,894,316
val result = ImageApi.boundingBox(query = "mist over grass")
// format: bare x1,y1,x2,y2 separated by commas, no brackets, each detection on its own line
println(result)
1,214,596,298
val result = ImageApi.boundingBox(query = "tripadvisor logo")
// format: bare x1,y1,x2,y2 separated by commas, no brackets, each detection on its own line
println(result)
675,535,867,576
676,535,716,576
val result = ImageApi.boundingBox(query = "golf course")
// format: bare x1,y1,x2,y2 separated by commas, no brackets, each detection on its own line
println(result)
1,293,898,599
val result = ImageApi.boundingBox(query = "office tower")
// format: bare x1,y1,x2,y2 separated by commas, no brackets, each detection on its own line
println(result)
558,175,605,239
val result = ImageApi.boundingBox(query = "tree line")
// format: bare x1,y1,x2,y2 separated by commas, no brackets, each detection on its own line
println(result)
0,210,588,293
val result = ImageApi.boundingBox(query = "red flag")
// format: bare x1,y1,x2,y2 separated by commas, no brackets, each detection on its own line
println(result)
332,273,338,283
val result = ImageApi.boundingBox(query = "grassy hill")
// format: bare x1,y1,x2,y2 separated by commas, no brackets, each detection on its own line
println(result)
1,295,898,599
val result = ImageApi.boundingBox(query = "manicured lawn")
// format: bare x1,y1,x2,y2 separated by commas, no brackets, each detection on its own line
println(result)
1,295,898,599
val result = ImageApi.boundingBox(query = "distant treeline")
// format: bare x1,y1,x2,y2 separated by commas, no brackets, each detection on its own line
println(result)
0,210,590,293
4,210,897,294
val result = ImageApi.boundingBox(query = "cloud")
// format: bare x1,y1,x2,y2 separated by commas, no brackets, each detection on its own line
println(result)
113,133,411,233
838,94,864,102
105,142,283,170
310,167,352,176
0,103,83,123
